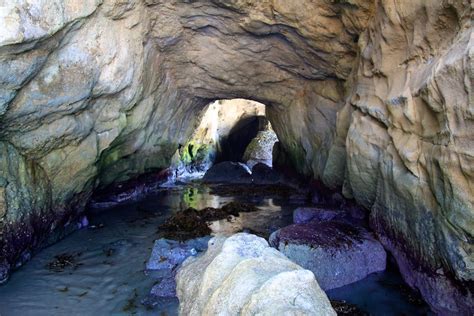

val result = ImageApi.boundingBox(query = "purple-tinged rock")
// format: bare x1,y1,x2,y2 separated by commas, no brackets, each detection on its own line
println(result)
151,274,177,298
293,207,340,224
142,279,179,310
146,237,209,271
270,220,386,290
374,227,474,315
144,237,210,307
77,216,89,229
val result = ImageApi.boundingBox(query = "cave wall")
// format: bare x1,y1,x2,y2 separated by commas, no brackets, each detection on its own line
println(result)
0,0,472,313
339,2,473,313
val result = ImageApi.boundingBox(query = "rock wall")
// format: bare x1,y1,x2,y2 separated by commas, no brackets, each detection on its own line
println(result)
0,0,472,313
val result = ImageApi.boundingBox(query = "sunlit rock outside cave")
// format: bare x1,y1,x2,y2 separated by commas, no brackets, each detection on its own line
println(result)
0,0,472,315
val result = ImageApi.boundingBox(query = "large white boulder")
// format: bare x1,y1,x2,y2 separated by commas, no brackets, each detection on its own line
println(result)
176,233,336,316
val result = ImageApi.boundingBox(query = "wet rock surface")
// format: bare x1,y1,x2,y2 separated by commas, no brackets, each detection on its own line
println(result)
0,261,11,285
209,183,301,199
270,217,387,290
293,207,341,224
143,237,210,307
145,238,209,271
89,170,172,209
202,162,252,184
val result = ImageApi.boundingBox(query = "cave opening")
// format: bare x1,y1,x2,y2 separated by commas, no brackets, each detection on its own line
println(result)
173,99,279,178
215,115,267,163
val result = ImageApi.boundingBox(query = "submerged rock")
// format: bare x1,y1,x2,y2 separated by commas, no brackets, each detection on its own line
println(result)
146,238,209,271
144,237,210,308
202,162,252,184
158,208,212,241
150,274,177,298
46,252,82,272
176,233,336,316
270,221,386,290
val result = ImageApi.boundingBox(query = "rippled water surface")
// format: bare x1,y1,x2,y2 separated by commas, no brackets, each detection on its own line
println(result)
0,184,430,315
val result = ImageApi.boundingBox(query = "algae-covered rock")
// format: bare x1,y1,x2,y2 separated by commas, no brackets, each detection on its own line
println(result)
270,221,386,290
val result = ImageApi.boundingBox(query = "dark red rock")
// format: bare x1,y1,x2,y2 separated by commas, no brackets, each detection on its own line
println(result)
293,207,340,224
270,220,386,290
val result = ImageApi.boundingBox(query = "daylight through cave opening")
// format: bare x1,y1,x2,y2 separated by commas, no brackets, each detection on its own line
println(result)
171,99,279,179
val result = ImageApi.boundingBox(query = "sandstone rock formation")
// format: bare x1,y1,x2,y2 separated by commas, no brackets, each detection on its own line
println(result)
243,123,278,168
176,233,336,316
0,0,472,313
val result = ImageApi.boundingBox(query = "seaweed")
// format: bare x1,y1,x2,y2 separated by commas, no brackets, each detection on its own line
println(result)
158,201,259,240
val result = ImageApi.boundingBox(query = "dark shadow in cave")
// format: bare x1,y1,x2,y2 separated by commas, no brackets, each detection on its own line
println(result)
215,115,268,163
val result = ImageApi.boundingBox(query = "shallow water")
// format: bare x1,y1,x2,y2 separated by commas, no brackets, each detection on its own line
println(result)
0,184,429,315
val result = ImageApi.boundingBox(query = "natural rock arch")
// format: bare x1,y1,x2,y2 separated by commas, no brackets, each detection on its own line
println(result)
0,1,472,313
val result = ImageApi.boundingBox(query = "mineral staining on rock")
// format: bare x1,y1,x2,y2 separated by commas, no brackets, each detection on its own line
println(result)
176,233,336,316
0,0,472,313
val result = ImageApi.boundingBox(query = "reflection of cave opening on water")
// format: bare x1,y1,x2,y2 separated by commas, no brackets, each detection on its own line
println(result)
173,99,279,178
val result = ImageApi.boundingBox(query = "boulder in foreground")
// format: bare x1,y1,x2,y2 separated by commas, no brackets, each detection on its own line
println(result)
176,233,336,316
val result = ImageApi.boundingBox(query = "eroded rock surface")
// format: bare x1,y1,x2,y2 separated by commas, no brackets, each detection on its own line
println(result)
0,1,472,312
176,233,336,316
243,124,278,168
